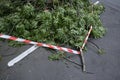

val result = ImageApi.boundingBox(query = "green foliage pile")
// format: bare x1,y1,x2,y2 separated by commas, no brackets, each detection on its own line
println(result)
0,0,105,48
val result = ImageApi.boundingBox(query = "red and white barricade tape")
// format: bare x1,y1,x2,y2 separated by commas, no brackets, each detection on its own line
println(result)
0,26,92,55
81,26,92,49
0,34,80,54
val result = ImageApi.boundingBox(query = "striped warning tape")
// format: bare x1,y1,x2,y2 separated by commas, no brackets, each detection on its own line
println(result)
0,26,92,54
0,34,80,54
81,26,92,49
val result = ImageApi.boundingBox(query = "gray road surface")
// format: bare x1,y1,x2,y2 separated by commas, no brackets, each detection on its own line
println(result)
0,0,120,80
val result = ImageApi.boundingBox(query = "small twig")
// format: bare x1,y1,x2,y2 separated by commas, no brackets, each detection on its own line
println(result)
8,26,15,35
63,57,82,67
79,49,86,72
79,49,95,74
49,49,82,66
88,40,105,55
88,40,100,49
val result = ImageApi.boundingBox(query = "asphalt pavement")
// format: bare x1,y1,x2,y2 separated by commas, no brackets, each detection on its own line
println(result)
0,0,120,80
